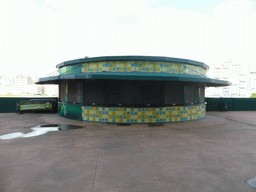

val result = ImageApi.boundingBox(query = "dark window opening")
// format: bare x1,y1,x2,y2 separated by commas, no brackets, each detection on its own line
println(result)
83,80,105,105
106,80,134,106
136,80,163,107
184,83,199,105
199,86,205,103
68,81,82,104
59,82,66,102
164,82,183,106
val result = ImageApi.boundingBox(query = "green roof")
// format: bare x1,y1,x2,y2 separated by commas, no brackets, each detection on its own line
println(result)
35,72,231,87
56,56,209,70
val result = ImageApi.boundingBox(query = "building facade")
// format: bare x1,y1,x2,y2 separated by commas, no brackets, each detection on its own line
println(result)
206,60,256,97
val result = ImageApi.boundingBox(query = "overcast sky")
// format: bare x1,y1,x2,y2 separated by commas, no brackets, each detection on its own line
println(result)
1,0,256,79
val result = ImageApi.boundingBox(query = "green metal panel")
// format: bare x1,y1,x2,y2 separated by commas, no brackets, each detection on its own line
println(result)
205,98,256,111
0,97,58,113
59,104,82,120
232,98,256,111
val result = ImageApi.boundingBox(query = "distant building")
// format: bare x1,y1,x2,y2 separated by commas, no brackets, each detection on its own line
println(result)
206,59,256,97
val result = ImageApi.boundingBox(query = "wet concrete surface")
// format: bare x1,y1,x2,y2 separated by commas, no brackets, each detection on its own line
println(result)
1,112,256,191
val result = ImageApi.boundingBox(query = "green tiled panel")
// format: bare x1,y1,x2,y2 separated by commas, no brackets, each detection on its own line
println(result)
81,104,206,123
59,61,206,76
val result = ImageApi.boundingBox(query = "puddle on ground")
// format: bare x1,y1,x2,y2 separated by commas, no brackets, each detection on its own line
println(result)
247,177,256,188
0,124,83,140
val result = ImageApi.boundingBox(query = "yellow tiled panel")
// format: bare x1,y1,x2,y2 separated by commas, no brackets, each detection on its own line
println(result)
81,104,206,123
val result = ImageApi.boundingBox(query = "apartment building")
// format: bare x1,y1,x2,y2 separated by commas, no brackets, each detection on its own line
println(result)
206,59,255,97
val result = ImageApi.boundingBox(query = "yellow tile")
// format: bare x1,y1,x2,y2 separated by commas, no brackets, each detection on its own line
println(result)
113,62,116,67
149,119,153,123
138,115,142,119
112,111,116,115
116,115,119,119
99,114,102,118
120,67,124,71
142,112,145,116
127,115,131,119
145,115,149,119
156,68,160,72
138,67,142,71
127,67,131,71
149,108,153,112
90,114,93,117
142,62,146,67
123,111,127,115
92,117,96,121
180,114,183,117
119,119,123,123
172,114,175,118
109,115,112,119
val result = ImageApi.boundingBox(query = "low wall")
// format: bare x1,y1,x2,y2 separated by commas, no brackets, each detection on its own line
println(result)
2,97,256,114
205,98,256,111
0,97,58,113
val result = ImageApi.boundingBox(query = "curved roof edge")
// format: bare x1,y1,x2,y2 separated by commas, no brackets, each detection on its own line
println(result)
35,72,230,87
56,56,209,70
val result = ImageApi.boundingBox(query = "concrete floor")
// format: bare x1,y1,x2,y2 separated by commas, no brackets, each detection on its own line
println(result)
0,112,256,192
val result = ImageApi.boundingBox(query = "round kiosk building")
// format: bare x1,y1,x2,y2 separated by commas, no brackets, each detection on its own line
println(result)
36,56,231,124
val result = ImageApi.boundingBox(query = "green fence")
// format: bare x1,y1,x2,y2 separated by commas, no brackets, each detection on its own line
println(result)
1,97,256,113
205,98,256,111
0,97,58,113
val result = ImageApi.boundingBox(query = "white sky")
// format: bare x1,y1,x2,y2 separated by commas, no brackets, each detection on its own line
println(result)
1,0,256,79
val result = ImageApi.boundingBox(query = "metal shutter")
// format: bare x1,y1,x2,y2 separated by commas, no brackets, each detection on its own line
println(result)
164,82,184,105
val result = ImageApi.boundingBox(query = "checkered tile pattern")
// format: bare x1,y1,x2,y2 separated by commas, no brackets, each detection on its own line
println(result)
81,104,206,123
79,61,206,76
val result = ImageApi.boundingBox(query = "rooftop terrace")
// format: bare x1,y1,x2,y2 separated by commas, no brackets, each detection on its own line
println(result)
1,111,256,191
